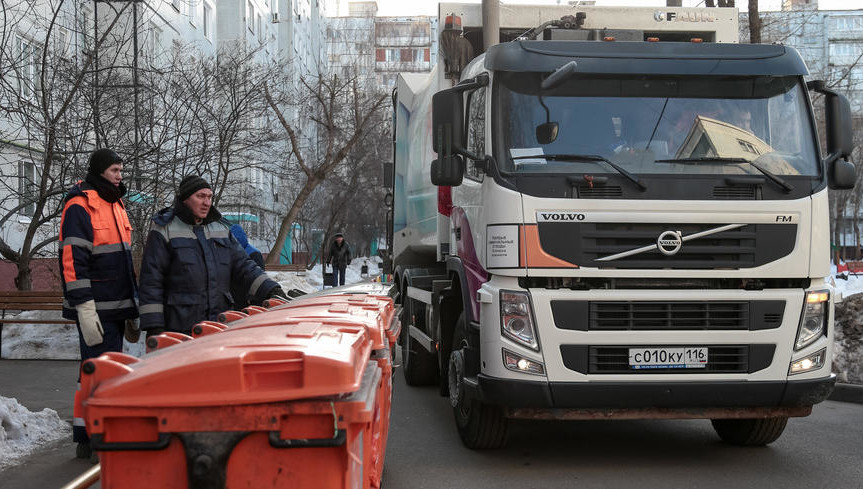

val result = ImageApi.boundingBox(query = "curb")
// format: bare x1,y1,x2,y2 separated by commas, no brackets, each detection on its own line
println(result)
829,382,863,404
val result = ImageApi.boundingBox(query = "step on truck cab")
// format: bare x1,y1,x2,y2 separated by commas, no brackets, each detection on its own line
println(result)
387,3,857,449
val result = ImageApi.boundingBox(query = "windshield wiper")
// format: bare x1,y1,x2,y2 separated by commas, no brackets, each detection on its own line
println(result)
655,157,794,192
511,153,647,190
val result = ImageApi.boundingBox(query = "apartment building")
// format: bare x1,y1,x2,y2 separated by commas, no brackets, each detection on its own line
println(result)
0,0,327,256
327,1,438,92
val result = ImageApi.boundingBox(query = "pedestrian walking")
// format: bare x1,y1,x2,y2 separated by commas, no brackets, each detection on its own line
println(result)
138,175,285,335
328,232,351,286
60,148,139,460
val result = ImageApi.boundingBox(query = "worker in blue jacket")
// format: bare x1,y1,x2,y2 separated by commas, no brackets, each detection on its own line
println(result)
230,223,265,268
138,175,285,335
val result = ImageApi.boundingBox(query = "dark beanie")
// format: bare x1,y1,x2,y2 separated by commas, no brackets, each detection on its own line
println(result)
88,148,122,177
177,175,211,201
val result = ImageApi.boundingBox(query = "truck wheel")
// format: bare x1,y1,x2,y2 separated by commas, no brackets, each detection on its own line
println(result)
710,417,788,446
400,295,437,386
449,314,509,449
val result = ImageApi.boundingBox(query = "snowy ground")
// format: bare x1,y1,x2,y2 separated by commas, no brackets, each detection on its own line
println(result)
0,396,70,471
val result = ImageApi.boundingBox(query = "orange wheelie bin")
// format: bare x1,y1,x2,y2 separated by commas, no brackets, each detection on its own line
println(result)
78,320,384,489
221,295,399,488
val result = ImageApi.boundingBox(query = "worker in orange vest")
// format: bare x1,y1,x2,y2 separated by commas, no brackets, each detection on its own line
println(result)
59,148,139,461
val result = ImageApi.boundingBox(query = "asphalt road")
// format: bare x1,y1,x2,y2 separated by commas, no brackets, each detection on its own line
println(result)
2,359,862,489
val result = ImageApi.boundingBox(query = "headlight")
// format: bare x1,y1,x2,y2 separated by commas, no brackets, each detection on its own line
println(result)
503,349,545,375
789,348,826,375
795,290,829,351
500,290,539,351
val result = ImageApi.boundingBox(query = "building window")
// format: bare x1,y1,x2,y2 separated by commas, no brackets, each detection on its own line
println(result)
247,1,255,33
203,3,212,39
17,37,41,100
146,24,162,66
18,161,36,217
56,27,70,56
829,42,863,65
188,0,197,25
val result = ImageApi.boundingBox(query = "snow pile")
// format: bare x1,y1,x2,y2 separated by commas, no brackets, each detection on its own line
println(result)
833,293,863,384
0,310,146,360
0,396,70,471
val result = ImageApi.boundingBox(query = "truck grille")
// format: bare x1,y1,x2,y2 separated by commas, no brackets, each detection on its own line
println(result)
560,344,776,374
551,300,785,331
536,222,796,269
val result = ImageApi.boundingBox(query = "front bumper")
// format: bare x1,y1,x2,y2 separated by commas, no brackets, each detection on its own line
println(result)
473,373,836,410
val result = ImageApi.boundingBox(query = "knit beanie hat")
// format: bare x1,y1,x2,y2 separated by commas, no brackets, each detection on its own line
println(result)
177,175,211,201
88,148,122,177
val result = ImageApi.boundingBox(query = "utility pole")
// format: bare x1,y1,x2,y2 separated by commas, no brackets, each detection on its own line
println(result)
93,0,141,194
482,0,499,51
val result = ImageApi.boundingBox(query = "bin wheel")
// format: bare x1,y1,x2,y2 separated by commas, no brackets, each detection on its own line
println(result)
400,293,437,386
449,314,508,449
711,417,788,446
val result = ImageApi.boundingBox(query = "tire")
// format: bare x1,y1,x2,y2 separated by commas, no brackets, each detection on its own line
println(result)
449,314,509,449
710,417,788,446
400,291,437,386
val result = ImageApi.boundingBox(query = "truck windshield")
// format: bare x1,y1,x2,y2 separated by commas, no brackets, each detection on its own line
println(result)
497,73,821,177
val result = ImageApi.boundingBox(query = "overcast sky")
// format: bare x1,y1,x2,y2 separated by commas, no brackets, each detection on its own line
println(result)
328,0,860,17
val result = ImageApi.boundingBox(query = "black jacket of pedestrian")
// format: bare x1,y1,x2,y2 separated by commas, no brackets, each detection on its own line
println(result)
138,199,280,334
329,238,351,269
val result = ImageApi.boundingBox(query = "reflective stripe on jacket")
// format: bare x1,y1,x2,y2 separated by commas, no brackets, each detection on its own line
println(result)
138,206,277,334
59,182,138,321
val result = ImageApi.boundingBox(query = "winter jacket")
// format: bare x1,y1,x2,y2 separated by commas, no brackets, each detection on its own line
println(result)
328,239,351,269
138,201,279,334
59,178,138,321
230,224,264,268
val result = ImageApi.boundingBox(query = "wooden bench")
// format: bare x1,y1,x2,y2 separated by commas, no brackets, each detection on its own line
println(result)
265,263,308,274
847,261,863,276
0,291,73,325
0,290,75,355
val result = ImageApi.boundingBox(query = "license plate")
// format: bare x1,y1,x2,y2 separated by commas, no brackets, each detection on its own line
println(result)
628,347,707,369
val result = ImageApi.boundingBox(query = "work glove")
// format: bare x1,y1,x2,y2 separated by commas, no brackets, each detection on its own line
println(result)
75,300,104,347
124,318,141,343
267,286,288,301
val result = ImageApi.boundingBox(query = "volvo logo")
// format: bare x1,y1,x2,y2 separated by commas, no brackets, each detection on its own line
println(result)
657,230,683,256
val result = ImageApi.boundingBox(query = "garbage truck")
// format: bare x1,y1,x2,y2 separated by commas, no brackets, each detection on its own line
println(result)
386,3,857,449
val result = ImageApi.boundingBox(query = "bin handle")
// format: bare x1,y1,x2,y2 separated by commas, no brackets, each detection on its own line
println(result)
89,433,172,451
268,429,347,448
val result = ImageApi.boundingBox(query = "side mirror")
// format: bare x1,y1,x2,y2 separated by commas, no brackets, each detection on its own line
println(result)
825,89,854,158
536,122,559,145
432,88,465,156
431,155,464,186
808,81,856,190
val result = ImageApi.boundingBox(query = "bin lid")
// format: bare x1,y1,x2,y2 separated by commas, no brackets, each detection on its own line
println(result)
86,322,371,408
229,303,389,351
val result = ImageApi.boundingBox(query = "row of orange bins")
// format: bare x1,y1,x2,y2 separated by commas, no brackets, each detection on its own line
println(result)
76,283,400,489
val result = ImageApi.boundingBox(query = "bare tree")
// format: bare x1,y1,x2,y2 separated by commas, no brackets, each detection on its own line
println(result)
0,0,141,289
263,72,388,266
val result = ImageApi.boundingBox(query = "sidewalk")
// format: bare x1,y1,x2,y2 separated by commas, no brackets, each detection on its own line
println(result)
0,360,94,488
